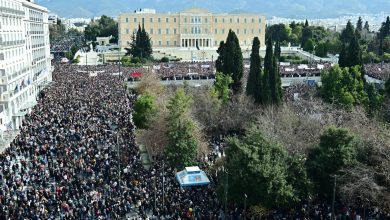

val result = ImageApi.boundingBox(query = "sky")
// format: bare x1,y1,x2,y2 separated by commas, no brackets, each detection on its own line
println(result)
35,0,390,18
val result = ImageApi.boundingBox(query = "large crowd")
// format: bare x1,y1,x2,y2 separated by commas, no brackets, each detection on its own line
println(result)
0,64,225,219
364,63,390,80
1,62,388,219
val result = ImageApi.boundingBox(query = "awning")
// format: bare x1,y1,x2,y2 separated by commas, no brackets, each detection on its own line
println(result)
176,166,210,188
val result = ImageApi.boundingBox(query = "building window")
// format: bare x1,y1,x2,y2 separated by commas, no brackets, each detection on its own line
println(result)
150,29,154,34
174,41,177,46
134,18,137,23
214,18,217,23
174,28,177,34
244,18,247,23
126,29,129,34
205,18,208,23
142,18,145,23
166,18,169,23
252,18,254,23
150,18,153,23
237,18,239,23
204,28,208,34
158,29,161,34
252,29,254,34
259,18,262,23
158,18,161,23
174,18,177,22
159,41,162,46
166,41,170,46
237,29,240,34
184,18,187,23
126,18,129,23
259,29,261,33
230,18,232,23
244,29,247,34
166,28,169,34
222,29,225,34
215,29,217,34
184,28,187,34
151,41,154,46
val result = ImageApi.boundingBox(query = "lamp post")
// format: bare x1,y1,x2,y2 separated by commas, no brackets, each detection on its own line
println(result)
244,193,247,219
331,175,337,220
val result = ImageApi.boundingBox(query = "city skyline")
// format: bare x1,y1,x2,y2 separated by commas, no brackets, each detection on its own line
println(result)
36,0,390,19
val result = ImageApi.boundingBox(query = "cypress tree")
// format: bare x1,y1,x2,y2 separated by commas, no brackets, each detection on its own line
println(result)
305,19,309,27
216,41,226,73
348,34,362,67
246,37,263,103
262,37,273,105
356,17,363,32
274,38,281,60
272,55,282,105
339,21,361,68
217,30,243,93
364,21,370,32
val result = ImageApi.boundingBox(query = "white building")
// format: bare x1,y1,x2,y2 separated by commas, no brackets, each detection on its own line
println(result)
0,0,52,135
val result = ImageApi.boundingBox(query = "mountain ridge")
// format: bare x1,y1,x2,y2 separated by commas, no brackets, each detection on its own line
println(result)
36,0,390,19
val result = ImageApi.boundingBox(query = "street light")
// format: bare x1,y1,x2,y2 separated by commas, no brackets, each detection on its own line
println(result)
244,193,247,219
331,175,337,220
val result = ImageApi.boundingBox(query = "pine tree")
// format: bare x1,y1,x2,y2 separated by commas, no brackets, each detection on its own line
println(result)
305,19,309,27
356,17,363,32
262,37,273,105
246,37,263,103
301,20,312,50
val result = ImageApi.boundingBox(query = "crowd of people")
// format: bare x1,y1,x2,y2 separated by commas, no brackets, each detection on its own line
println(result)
364,63,390,81
0,64,226,219
1,61,388,219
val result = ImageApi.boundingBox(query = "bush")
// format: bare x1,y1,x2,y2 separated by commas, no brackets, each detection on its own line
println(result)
133,94,157,129
161,57,170,63
131,57,141,64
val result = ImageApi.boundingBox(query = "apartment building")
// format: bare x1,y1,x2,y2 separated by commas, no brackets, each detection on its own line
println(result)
0,0,52,132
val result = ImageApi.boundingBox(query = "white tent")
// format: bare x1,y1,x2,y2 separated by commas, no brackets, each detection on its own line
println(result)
176,166,210,188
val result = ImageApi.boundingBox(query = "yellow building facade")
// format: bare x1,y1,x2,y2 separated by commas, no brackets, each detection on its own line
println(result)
118,8,266,51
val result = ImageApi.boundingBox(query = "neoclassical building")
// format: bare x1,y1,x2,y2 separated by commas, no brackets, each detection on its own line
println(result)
118,8,266,51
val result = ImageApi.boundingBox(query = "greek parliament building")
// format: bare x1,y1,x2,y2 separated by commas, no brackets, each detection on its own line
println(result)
118,8,266,60
0,0,52,137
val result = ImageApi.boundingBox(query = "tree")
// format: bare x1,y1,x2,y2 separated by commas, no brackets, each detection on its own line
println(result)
270,55,282,105
127,23,153,59
262,38,273,104
213,72,233,104
303,38,315,53
133,94,157,129
84,16,118,43
364,21,370,32
315,41,328,57
165,89,198,169
216,30,243,93
274,38,281,59
307,127,357,195
339,21,362,67
221,127,310,208
246,37,263,104
356,17,363,32
321,65,367,107
216,41,225,73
